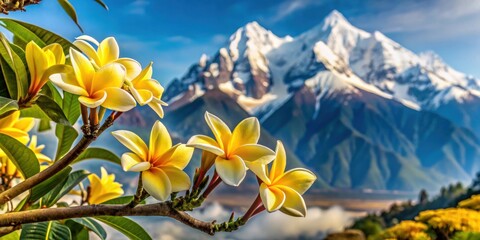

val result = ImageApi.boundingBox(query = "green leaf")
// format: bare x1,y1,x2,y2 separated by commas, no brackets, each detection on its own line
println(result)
0,230,20,240
0,133,39,178
38,119,51,132
95,216,152,240
21,221,72,240
101,196,145,205
94,0,109,10
0,33,28,100
0,96,18,117
21,95,70,125
64,220,89,240
43,82,63,105
62,92,80,124
57,0,84,33
73,148,121,165
70,218,106,240
30,166,71,203
0,18,75,53
55,124,78,160
44,169,89,207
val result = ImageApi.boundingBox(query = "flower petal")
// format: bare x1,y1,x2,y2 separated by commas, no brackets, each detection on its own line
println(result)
245,162,270,185
215,155,246,186
162,166,191,192
130,87,153,105
49,73,88,96
142,168,171,201
149,121,172,160
134,79,164,98
131,62,153,83
101,87,136,112
160,144,193,169
111,130,148,160
0,129,30,144
26,41,48,87
91,63,125,93
270,141,286,180
43,43,66,65
205,112,231,149
121,152,150,172
13,118,35,132
148,100,165,118
98,37,119,65
73,39,101,64
116,58,142,81
187,135,224,156
275,168,316,194
78,91,107,108
229,117,260,151
232,144,275,165
76,35,100,46
278,186,307,217
259,184,285,212
70,48,93,90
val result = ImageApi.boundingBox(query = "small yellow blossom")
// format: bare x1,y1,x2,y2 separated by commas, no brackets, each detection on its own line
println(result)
380,220,430,240
416,208,480,234
187,112,275,186
112,121,193,201
28,135,51,163
0,111,34,144
50,48,136,112
87,167,124,204
126,62,168,118
459,194,480,210
251,141,316,217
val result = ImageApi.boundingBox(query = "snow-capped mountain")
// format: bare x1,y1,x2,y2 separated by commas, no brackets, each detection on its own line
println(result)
152,10,480,191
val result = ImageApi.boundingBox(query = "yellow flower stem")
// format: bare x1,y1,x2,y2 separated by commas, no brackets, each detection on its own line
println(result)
80,104,89,125
202,171,222,199
89,107,98,127
241,194,263,223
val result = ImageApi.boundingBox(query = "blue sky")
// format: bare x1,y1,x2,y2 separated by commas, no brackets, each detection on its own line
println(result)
8,0,480,85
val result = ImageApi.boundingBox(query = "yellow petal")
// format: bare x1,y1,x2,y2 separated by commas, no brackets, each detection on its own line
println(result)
116,58,142,81
275,168,316,194
76,35,99,46
134,79,164,98
13,118,35,132
278,186,307,217
43,43,66,64
149,121,172,160
215,155,246,186
148,100,164,118
0,111,18,128
229,117,260,151
200,150,216,171
70,48,93,90
232,144,275,164
73,39,102,65
245,162,270,184
187,135,224,156
142,168,171,201
121,152,150,172
259,184,285,212
112,130,148,160
98,37,119,65
162,166,191,192
270,141,286,180
91,63,125,93
159,144,193,170
205,112,231,149
130,87,153,105
131,62,153,83
0,129,30,144
78,90,107,108
49,73,88,96
26,41,48,88
101,87,136,112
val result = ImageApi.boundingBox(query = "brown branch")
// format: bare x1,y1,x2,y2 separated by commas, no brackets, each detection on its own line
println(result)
0,203,215,235
0,0,41,14
0,115,116,205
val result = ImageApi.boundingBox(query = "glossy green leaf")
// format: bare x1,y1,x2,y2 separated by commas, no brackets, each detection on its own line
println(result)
30,166,71,203
64,220,89,240
0,230,20,240
55,124,78,160
94,0,109,10
62,92,81,124
20,221,72,240
70,218,106,240
44,170,89,207
0,133,39,178
73,148,121,165
95,216,152,240
0,33,27,99
42,82,63,106
0,96,18,117
38,119,51,132
21,95,70,125
57,0,84,33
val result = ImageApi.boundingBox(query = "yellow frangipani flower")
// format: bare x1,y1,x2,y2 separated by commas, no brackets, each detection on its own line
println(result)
87,167,124,205
26,41,66,95
28,135,51,163
126,62,168,118
0,111,34,144
251,141,316,217
0,152,20,178
73,35,142,80
50,48,136,112
112,121,193,201
187,112,275,186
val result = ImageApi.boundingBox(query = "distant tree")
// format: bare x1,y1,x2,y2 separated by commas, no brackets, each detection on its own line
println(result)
471,172,480,190
440,187,448,197
419,189,429,205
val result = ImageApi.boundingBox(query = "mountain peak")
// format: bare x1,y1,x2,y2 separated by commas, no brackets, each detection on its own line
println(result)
323,10,350,29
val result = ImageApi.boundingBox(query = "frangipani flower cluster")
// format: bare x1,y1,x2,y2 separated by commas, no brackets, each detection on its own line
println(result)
87,167,124,205
187,112,317,217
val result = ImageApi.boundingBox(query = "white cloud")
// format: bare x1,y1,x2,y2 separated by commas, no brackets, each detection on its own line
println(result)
167,36,193,44
128,0,150,15
268,0,324,23
212,34,227,44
